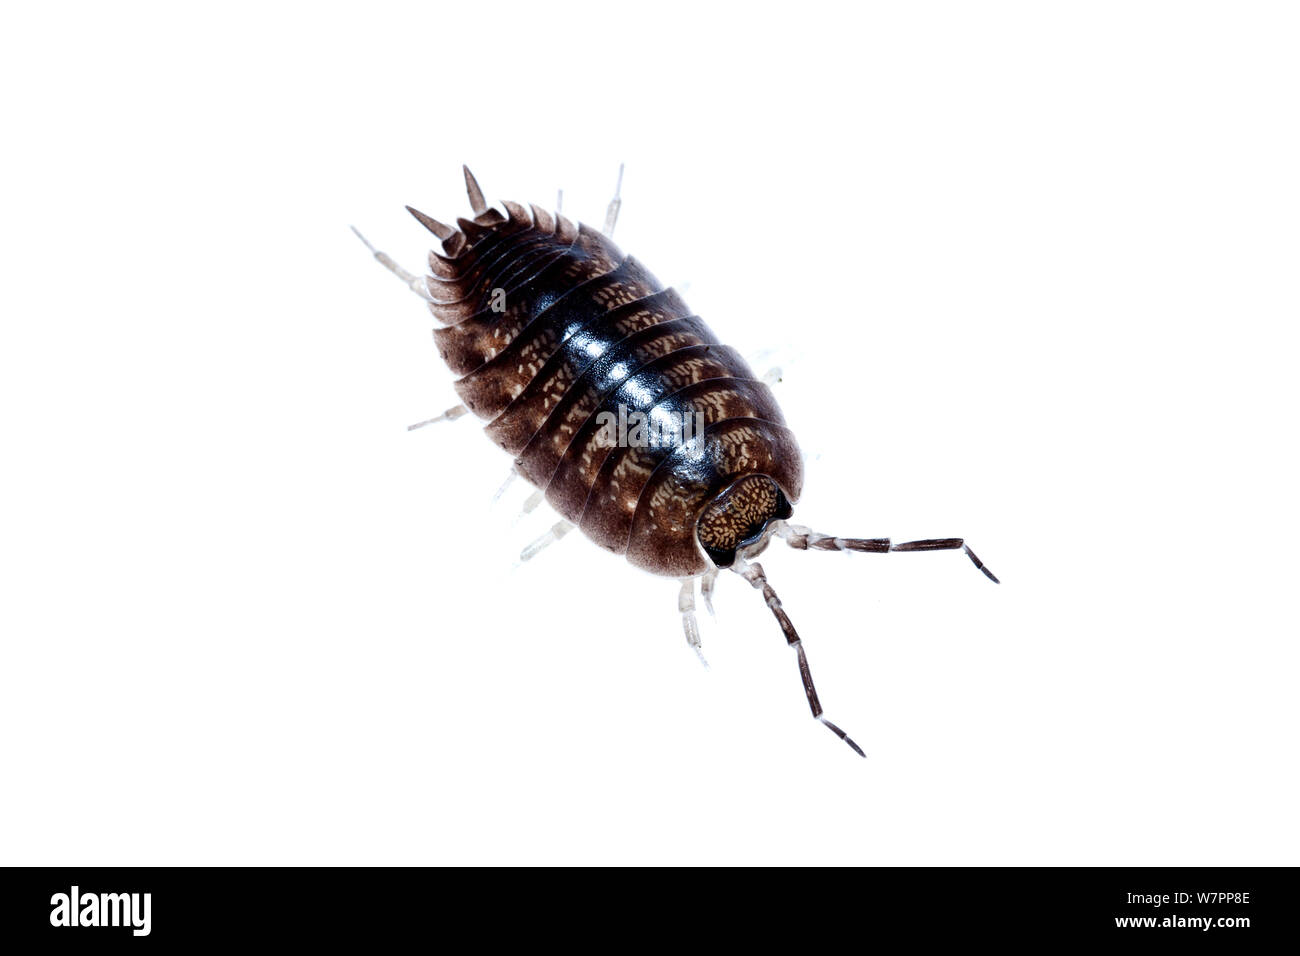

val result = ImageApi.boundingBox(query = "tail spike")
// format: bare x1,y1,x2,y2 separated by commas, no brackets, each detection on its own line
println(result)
406,205,454,240
463,165,488,215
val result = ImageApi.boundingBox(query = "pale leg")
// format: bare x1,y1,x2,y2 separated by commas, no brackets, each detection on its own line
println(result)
602,163,625,238
350,226,433,301
700,568,719,617
407,405,469,431
515,520,574,566
678,578,709,668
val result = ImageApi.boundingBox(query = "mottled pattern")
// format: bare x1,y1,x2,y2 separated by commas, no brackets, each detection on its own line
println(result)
697,475,781,553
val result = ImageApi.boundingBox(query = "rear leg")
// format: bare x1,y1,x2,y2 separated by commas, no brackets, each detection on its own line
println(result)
602,163,625,237
353,227,467,430
350,226,433,301
407,405,469,431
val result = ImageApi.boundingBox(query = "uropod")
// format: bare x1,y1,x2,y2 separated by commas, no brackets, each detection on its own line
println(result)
355,166,999,757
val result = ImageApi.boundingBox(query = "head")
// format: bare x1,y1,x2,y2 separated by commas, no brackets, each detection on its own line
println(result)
695,474,793,568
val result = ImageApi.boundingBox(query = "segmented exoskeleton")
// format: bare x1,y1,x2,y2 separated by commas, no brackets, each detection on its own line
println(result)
355,167,999,757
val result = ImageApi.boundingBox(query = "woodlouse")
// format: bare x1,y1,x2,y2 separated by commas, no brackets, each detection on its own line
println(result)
355,166,999,757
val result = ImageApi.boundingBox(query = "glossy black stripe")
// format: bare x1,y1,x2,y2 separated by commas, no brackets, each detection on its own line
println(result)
511,316,719,481
543,343,749,515
483,289,696,453
452,256,661,417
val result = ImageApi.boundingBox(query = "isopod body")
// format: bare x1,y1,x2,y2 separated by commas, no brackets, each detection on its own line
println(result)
414,174,799,577
361,167,1000,757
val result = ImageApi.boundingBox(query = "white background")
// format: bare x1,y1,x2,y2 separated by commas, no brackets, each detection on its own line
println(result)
2,1,1297,866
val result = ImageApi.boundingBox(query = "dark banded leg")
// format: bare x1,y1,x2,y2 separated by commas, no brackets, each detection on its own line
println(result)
776,524,1000,584
734,558,866,758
